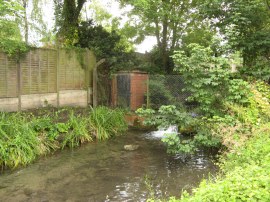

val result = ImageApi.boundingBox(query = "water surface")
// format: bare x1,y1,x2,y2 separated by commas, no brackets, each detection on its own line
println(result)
0,130,217,202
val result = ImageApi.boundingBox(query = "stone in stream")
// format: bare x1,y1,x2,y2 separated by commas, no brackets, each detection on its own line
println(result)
124,145,139,151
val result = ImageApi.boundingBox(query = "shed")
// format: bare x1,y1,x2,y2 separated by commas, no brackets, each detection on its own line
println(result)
111,71,148,110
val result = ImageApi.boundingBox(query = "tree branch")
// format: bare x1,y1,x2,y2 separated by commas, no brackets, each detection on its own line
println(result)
266,0,270,11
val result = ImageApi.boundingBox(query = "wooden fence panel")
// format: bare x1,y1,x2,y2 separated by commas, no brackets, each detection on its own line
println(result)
0,48,95,110
0,53,18,98
58,49,86,90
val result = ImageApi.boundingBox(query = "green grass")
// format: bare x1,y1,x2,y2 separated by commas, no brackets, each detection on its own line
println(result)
62,111,92,148
0,113,40,169
0,107,128,170
89,106,128,140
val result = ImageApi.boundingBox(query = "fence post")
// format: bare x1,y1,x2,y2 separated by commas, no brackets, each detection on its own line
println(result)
17,60,22,111
56,49,60,107
85,50,90,105
93,66,97,108
93,59,105,108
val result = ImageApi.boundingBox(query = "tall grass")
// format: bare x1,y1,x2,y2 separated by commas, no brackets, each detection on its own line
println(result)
0,113,40,169
0,107,128,170
89,106,128,140
62,111,92,148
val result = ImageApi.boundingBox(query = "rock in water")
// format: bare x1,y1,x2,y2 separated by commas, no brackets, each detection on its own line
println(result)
124,145,139,151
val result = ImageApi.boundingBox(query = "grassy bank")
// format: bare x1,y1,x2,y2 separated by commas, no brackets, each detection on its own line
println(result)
166,124,270,202
146,82,270,201
0,106,128,170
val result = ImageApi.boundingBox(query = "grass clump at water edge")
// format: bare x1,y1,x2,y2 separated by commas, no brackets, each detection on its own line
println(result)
89,106,128,140
0,106,128,170
147,124,270,202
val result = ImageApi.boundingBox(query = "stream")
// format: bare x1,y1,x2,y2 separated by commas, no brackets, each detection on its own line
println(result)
0,130,218,202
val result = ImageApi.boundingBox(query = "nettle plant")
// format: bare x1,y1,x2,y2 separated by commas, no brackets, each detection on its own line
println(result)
172,43,251,115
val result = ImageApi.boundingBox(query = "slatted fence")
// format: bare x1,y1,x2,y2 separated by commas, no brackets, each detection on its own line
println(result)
0,48,96,111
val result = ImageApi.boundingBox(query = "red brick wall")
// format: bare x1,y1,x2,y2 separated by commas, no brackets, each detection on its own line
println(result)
130,73,148,110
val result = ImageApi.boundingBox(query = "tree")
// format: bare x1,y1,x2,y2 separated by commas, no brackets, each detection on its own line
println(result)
54,0,87,45
119,0,200,73
0,0,28,56
201,0,270,68
76,20,139,72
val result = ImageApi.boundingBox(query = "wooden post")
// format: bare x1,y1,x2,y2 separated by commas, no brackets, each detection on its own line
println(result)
93,66,98,108
93,59,105,108
17,60,22,111
85,49,90,105
56,49,60,107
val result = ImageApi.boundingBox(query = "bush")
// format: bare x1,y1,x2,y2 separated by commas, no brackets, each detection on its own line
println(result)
173,43,251,115
148,75,175,109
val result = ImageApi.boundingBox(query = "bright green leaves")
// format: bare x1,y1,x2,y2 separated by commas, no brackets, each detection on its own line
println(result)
161,133,195,154
136,105,196,131
173,43,251,115
0,0,28,57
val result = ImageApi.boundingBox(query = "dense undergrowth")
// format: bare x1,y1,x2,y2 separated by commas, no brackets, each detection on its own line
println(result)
0,106,128,170
143,80,270,201
166,124,270,202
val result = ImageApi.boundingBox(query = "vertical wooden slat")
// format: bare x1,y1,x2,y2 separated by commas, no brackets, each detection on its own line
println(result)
5,56,8,97
38,49,41,93
57,49,60,107
29,52,32,94
86,50,89,104
17,61,21,111
73,53,75,89
47,50,49,93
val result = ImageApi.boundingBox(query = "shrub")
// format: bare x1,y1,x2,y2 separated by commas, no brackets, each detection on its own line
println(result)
173,43,251,115
161,133,195,154
148,75,174,109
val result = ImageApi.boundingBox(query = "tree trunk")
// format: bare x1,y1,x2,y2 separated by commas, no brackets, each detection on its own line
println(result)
161,15,169,73
22,0,29,45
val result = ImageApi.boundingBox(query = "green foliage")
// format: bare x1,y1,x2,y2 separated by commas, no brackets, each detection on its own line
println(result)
173,43,251,115
77,20,121,59
0,0,29,57
239,57,270,82
62,111,92,148
89,106,128,140
255,80,270,102
76,20,138,72
0,113,40,169
120,0,202,72
201,0,270,70
0,107,128,170
136,105,196,131
227,79,251,105
167,125,270,202
161,133,195,154
54,0,87,45
148,76,174,109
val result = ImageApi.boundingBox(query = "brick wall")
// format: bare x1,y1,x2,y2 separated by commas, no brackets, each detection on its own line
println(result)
111,71,148,110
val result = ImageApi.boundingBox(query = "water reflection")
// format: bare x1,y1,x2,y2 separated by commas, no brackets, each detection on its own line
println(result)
0,130,218,201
